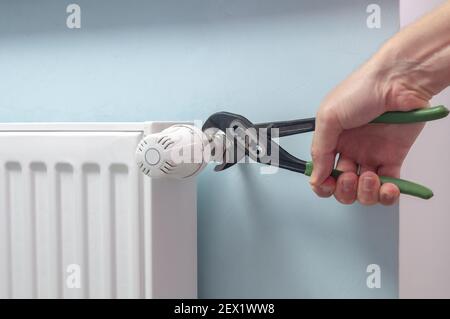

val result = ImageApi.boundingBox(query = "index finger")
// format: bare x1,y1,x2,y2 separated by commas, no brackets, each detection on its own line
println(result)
310,111,341,186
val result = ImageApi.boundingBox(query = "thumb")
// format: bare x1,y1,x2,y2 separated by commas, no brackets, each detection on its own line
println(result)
310,110,342,186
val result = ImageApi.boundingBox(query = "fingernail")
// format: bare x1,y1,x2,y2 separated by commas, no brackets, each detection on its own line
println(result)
342,178,354,192
320,184,333,194
362,176,376,192
382,192,394,202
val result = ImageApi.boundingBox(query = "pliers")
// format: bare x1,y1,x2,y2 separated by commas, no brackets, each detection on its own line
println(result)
202,105,449,200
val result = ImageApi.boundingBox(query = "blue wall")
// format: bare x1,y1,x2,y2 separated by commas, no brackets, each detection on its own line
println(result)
0,0,399,297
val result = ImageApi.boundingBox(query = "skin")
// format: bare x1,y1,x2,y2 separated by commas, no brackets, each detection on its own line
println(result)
310,1,450,205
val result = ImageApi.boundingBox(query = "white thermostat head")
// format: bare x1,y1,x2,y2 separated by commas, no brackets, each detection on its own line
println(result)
136,124,211,179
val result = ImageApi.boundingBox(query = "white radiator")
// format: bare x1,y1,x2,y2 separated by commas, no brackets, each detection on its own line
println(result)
0,122,197,299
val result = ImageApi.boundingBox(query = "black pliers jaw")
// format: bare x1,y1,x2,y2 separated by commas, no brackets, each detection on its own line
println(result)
201,111,315,174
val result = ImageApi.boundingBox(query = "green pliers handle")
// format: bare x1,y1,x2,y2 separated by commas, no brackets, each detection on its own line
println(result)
306,105,449,200
371,105,449,124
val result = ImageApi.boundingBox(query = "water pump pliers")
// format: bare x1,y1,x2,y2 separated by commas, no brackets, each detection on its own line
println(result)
202,105,449,200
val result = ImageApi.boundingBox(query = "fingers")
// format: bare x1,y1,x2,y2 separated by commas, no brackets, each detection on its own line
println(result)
359,165,377,174
377,165,401,205
336,154,358,172
310,110,342,187
379,183,400,205
334,155,358,204
310,151,401,206
357,171,380,205
357,165,380,205
353,165,399,206
311,176,336,198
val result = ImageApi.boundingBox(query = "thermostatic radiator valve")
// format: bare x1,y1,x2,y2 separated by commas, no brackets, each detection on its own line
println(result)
136,124,224,179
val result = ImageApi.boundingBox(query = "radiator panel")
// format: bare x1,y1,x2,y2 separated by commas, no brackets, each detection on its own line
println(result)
0,125,196,298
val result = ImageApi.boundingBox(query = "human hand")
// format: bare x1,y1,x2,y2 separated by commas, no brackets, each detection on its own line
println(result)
309,61,431,205
310,0,450,205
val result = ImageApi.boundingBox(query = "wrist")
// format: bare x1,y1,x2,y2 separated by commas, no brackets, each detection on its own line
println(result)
366,42,444,110
372,35,450,100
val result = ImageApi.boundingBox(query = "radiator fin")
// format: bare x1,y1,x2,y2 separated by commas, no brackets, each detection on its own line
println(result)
0,160,145,298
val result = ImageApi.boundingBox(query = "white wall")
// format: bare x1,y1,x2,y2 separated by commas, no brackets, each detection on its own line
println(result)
400,0,450,299
0,0,402,298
